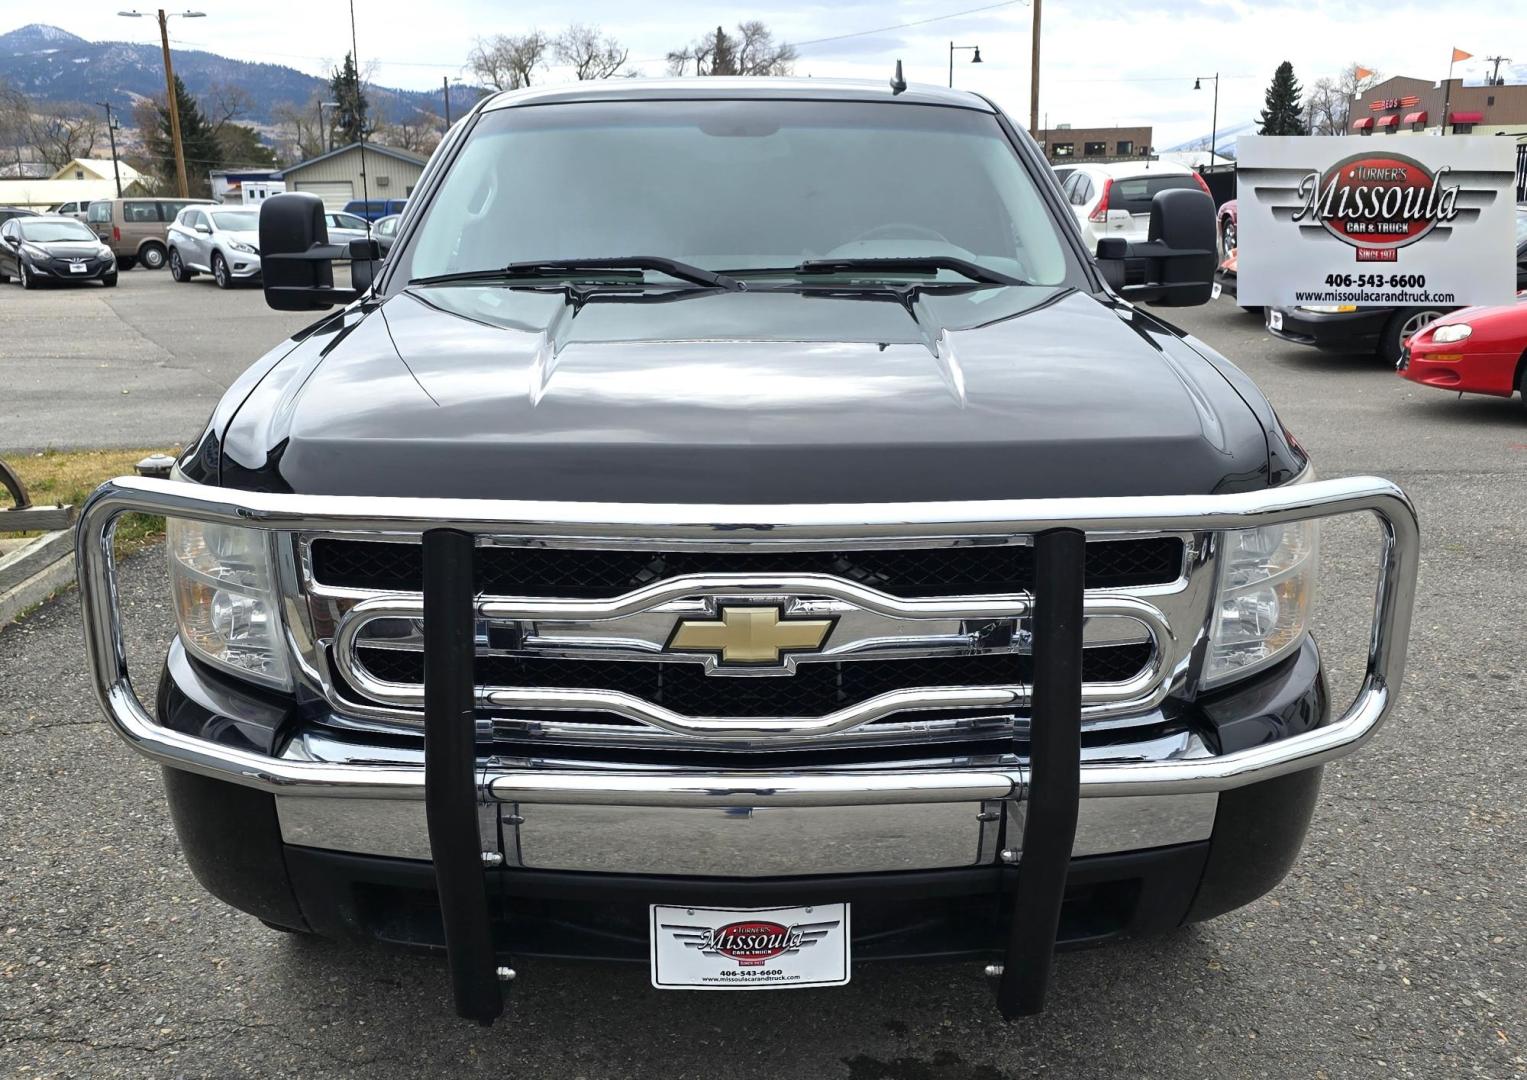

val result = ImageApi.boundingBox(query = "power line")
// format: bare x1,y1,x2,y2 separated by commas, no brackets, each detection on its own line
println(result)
791,1,1026,52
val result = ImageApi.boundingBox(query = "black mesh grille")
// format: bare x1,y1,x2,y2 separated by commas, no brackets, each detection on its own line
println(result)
353,643,1151,719
312,537,1183,598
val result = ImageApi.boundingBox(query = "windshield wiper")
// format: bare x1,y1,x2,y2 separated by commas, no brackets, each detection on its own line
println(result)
795,257,1028,286
410,257,741,290
730,257,1027,287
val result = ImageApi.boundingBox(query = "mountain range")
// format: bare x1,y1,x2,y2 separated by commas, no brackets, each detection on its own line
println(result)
0,23,476,128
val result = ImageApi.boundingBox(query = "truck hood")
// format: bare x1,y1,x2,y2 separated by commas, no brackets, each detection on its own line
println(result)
220,283,1272,502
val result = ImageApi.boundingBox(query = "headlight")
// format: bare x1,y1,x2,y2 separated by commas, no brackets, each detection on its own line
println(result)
20,243,48,260
227,238,258,255
1298,304,1357,314
100,246,115,262
1429,323,1472,343
1203,519,1318,687
166,519,291,689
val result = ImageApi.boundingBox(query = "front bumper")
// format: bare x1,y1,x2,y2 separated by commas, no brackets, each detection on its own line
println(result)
26,255,114,281
1268,306,1392,352
77,475,1418,1020
224,248,262,278
1399,344,1519,397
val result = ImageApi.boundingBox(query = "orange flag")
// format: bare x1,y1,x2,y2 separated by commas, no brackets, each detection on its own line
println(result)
1452,48,1472,62
1354,66,1374,80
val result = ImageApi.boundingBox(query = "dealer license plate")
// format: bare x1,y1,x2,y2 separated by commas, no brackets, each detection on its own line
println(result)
68,262,87,274
650,903,850,990
1268,309,1283,331
1211,282,1222,300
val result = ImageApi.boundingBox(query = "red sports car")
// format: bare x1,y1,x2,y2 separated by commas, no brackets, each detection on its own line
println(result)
1399,293,1527,405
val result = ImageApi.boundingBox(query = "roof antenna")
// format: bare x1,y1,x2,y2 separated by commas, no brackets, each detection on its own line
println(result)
890,59,907,95
349,0,371,240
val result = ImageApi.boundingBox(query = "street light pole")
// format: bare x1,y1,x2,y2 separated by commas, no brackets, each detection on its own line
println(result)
95,101,123,197
948,41,982,88
1195,73,1219,170
119,10,205,199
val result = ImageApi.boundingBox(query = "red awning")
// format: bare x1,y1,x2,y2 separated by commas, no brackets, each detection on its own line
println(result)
1352,116,1374,131
1403,110,1427,125
1450,111,1484,124
1375,114,1399,129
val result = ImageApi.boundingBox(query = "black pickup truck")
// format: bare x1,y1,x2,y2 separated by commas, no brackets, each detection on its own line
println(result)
77,79,1418,1022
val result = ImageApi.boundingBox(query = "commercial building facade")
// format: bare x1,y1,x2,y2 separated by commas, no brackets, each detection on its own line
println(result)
1352,76,1527,139
1033,126,1153,164
278,143,427,212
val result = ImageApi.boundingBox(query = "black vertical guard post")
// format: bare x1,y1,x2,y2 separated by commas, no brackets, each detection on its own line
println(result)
997,528,1085,1019
423,529,504,1024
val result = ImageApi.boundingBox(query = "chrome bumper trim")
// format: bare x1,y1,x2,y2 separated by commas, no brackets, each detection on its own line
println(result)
272,787,1220,870
77,474,1419,801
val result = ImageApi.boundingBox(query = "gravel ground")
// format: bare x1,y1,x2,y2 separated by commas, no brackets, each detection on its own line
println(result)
1,295,1524,1077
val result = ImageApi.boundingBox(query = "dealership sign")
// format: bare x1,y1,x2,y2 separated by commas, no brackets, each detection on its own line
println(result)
1234,136,1517,308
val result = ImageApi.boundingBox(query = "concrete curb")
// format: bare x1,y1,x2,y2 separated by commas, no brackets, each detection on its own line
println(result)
0,532,77,628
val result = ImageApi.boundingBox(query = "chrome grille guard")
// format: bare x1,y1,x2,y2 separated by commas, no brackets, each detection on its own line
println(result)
78,474,1418,799
77,474,1417,1022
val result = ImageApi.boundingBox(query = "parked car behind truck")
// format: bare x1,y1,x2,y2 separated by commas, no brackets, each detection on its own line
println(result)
87,196,214,270
1268,205,1527,364
167,206,262,288
76,79,1418,1025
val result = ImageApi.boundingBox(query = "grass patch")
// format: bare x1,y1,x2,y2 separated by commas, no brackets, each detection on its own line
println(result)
2,447,176,546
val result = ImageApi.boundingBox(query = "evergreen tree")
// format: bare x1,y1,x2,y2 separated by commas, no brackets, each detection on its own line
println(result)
330,53,370,146
1258,61,1307,135
142,75,223,196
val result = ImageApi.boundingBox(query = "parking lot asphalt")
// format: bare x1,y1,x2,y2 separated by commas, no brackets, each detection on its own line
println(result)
1,285,1525,1077
0,267,339,454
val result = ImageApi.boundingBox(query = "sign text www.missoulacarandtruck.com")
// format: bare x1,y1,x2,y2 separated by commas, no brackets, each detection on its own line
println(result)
1234,136,1518,308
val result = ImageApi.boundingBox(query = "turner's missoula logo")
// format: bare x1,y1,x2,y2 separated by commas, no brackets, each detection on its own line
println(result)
663,915,842,966
1291,153,1461,262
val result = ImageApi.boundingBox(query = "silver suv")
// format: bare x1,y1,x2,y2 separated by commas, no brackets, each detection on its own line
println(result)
166,205,262,288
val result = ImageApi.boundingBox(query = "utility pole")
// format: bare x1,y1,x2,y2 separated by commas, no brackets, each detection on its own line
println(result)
156,10,188,198
1485,55,1510,85
95,101,123,197
119,10,204,198
1029,0,1042,134
443,76,451,127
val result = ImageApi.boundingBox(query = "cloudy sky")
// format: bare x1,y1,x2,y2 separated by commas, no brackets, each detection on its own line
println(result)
40,0,1527,148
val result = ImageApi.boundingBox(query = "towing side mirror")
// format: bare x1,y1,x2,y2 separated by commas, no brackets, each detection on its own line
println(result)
259,192,355,311
1096,188,1217,308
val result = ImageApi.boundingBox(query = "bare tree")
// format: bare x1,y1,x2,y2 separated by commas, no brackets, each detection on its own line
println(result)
668,22,795,77
1307,64,1382,136
0,85,102,170
554,24,628,80
379,109,443,156
468,32,550,91
272,94,328,163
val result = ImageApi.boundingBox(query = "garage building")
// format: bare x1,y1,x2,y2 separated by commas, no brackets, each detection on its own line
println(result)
279,142,428,211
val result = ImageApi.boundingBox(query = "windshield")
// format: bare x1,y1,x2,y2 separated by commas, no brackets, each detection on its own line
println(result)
211,210,258,231
397,100,1072,287
20,219,97,242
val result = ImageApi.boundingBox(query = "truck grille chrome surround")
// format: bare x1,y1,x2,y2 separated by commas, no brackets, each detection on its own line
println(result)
325,577,1177,740
305,541,1200,746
